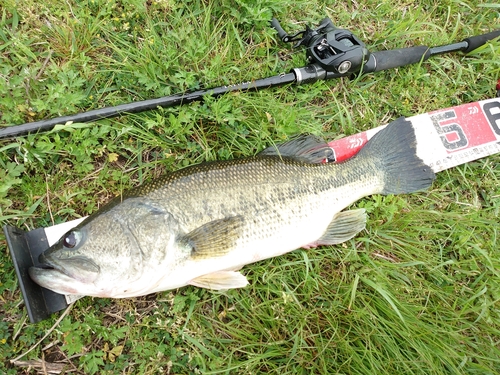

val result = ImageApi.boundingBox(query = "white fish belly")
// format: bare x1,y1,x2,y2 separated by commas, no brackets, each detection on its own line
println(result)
160,182,377,292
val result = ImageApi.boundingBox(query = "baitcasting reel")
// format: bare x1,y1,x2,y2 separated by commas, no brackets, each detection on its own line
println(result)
271,17,370,75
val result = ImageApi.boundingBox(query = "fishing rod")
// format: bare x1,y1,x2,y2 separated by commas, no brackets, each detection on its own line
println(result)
1,17,499,139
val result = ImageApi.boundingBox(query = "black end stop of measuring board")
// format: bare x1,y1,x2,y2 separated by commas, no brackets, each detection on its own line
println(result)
3,225,69,323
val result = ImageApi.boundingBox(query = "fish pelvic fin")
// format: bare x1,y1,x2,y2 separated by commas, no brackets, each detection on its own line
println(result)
181,216,245,260
259,134,334,163
303,209,367,248
357,117,435,194
189,271,249,290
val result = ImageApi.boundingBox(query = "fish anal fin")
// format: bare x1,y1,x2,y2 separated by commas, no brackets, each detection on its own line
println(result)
259,134,334,163
303,209,367,249
181,216,244,260
189,271,249,290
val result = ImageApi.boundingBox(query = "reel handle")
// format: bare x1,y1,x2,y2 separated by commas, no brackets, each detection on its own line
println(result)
270,18,289,42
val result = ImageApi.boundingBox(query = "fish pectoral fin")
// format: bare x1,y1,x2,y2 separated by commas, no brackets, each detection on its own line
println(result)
312,209,367,246
259,134,334,163
181,216,245,260
189,271,249,290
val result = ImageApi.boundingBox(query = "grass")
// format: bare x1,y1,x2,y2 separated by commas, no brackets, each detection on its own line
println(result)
1,0,499,373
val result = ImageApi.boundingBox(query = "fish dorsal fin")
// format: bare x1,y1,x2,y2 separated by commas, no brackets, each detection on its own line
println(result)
181,216,245,260
259,134,334,163
189,271,249,290
303,209,367,248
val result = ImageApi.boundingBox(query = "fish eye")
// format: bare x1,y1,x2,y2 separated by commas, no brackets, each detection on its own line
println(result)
63,230,81,249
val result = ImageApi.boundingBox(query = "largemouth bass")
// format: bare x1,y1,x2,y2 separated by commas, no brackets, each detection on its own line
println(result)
29,117,435,297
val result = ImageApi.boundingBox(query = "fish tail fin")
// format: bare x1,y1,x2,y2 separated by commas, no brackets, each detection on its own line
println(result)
356,117,435,194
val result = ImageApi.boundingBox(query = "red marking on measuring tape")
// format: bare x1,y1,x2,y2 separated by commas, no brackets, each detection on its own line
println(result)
326,132,370,162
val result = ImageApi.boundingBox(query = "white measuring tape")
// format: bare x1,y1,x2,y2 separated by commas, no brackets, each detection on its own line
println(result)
329,97,500,171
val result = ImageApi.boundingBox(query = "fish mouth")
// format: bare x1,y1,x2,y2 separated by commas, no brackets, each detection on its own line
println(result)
28,266,83,295
28,253,100,295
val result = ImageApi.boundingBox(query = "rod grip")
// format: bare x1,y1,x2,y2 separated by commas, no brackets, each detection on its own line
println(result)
462,29,500,53
370,46,431,72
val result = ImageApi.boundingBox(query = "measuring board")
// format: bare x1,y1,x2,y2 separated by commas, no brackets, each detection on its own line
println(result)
4,97,500,323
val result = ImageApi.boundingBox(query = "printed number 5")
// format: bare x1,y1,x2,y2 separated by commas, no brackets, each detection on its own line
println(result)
430,110,468,151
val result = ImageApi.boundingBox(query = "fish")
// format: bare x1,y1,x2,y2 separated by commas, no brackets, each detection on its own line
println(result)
29,117,435,298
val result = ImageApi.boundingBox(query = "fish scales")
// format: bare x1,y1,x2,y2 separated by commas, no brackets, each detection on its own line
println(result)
134,156,367,255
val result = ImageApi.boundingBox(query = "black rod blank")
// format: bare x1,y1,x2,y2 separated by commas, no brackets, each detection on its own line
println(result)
0,73,297,139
